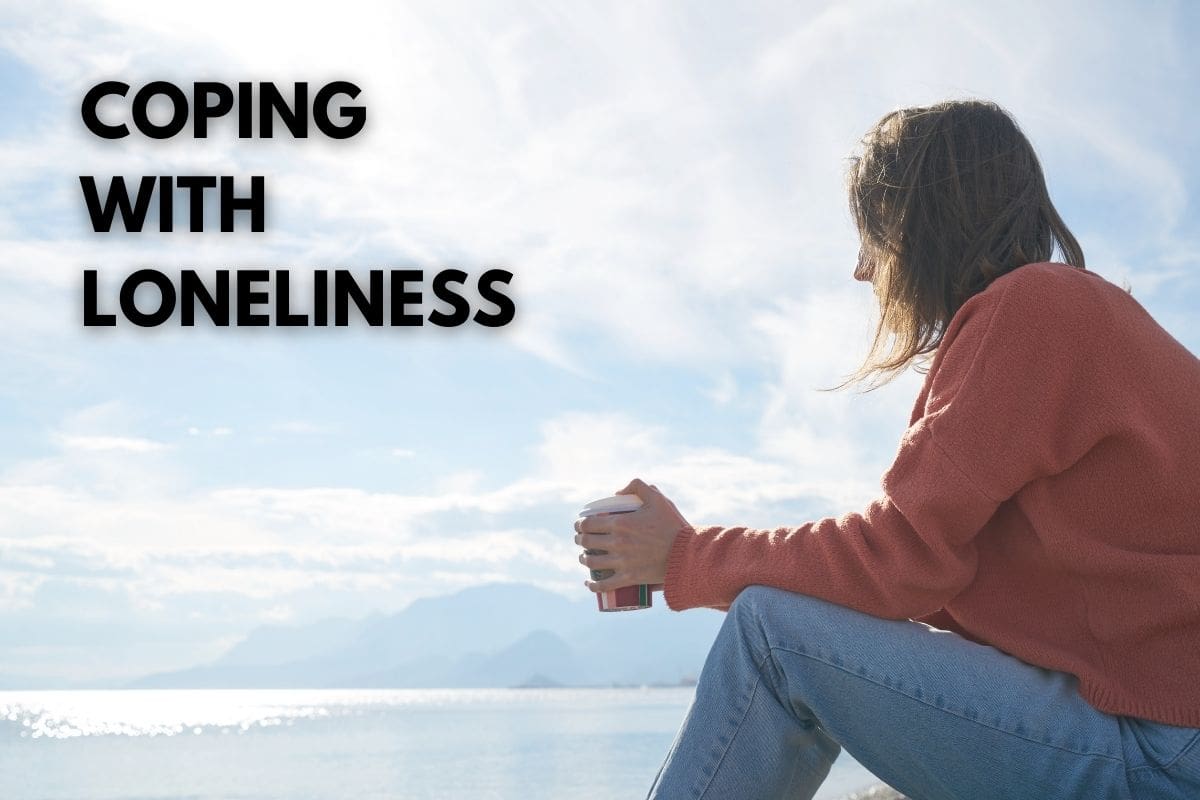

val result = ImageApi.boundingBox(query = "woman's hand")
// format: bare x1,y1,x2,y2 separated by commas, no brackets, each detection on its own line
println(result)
574,478,692,594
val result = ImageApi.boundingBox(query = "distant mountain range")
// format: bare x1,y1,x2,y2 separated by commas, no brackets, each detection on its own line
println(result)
129,583,726,689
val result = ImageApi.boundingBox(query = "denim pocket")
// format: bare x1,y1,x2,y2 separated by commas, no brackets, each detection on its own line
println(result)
1126,717,1200,770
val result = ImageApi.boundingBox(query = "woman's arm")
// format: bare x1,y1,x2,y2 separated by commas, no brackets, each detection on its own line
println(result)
579,265,1116,620
577,418,995,619
661,436,993,620
657,265,1116,619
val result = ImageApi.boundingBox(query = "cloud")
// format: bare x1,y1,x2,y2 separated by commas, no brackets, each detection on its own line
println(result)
55,434,167,453
1,0,1195,369
0,0,1196,683
187,426,232,438
0,392,896,598
703,372,738,406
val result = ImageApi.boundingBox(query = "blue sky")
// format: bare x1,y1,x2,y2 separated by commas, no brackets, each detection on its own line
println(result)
0,0,1197,683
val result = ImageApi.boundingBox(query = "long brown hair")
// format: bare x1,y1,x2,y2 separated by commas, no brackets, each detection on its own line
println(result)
840,99,1085,389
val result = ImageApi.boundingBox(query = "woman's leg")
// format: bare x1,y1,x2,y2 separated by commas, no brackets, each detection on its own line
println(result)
646,584,1200,800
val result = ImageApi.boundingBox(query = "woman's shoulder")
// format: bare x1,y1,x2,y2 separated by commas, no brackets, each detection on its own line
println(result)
952,261,1132,338
940,260,1197,381
923,261,1147,407
981,261,1112,306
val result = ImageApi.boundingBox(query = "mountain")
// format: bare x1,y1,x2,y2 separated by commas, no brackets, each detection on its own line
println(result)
564,602,724,685
341,582,591,666
349,628,592,688
130,582,725,689
216,616,367,667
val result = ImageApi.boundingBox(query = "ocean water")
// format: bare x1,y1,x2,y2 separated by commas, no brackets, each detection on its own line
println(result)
0,688,880,799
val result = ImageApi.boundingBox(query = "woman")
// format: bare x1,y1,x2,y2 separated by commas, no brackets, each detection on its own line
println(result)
573,100,1200,799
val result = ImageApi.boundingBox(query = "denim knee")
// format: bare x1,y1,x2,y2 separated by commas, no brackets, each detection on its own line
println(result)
730,584,838,645
729,585,786,644
727,585,825,668
728,585,831,726
728,584,891,685
730,583,806,615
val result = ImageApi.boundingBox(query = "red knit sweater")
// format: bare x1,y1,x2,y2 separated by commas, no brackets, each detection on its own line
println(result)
663,261,1200,727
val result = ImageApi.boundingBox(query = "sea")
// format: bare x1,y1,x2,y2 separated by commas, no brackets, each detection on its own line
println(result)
0,688,881,799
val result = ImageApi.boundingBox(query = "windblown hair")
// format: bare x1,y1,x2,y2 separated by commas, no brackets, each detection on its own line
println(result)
842,99,1085,389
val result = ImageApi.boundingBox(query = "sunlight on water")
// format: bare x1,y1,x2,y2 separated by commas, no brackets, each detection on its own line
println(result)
1,688,622,739
0,688,880,800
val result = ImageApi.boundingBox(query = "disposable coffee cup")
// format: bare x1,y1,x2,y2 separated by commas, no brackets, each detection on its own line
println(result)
577,494,652,612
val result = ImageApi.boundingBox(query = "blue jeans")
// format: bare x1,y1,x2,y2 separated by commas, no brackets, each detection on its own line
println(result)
646,585,1200,799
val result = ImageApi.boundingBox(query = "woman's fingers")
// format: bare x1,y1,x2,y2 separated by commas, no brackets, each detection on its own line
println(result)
577,533,624,583
617,477,649,495
579,550,619,569
615,477,661,508
579,545,639,591
576,479,685,590
585,572,627,593
574,531,620,549
576,514,628,535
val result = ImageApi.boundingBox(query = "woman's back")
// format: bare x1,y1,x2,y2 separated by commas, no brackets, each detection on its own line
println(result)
906,260,1200,727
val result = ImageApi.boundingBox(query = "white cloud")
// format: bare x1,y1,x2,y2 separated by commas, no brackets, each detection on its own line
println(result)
0,391,901,612
55,434,166,453
704,372,738,406
0,572,46,613
0,0,1195,681
1,0,1194,370
187,426,232,438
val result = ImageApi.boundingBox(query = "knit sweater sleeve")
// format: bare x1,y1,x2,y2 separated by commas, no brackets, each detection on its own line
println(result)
662,265,1107,618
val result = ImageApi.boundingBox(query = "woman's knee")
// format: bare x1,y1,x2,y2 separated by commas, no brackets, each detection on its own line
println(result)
732,584,839,620
731,585,836,637
729,584,879,654
731,584,796,615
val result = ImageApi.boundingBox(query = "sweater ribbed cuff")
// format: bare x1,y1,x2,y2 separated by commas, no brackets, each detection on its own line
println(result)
662,524,697,611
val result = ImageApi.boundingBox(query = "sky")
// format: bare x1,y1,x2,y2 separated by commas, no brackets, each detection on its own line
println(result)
0,0,1196,684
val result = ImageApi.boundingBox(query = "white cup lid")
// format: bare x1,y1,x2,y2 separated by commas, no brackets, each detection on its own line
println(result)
577,494,644,516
